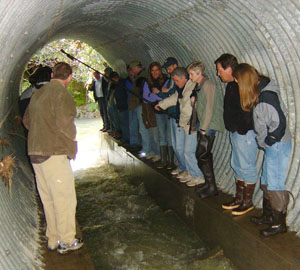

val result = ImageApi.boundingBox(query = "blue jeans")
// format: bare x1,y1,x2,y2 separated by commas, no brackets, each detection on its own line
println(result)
156,114,172,146
170,119,186,171
230,130,258,183
128,106,140,147
261,141,291,191
136,106,159,155
174,126,202,178
118,110,129,144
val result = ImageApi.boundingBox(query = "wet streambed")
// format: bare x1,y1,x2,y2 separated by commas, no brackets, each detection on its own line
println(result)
73,118,234,269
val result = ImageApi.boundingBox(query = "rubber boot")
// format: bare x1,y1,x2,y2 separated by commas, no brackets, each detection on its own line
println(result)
232,182,255,215
250,185,273,225
222,179,245,210
195,133,216,197
196,153,218,198
166,146,176,170
260,190,289,237
157,146,168,169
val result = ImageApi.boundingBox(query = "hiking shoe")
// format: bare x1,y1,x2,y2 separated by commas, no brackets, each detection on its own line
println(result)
57,238,84,254
48,241,59,251
176,171,189,179
186,177,205,187
170,168,181,175
179,174,192,183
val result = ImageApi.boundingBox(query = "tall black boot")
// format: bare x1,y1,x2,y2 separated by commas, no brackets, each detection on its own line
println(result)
166,146,176,170
260,190,289,237
196,153,218,198
250,185,273,225
222,179,245,210
157,146,168,169
195,133,216,196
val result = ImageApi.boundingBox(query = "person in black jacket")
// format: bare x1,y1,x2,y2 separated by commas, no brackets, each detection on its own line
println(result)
111,72,129,144
215,54,258,216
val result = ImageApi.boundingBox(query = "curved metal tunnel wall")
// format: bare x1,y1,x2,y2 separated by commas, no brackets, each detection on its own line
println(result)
0,0,300,268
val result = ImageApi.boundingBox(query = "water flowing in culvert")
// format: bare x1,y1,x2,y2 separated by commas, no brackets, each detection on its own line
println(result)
72,118,234,270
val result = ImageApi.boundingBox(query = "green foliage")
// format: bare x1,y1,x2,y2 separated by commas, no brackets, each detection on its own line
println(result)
67,80,87,106
21,39,107,106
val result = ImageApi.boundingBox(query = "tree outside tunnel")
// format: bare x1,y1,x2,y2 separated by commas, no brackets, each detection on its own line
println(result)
21,39,107,107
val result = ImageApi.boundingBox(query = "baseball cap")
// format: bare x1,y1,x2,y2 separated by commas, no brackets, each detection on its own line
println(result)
162,57,178,68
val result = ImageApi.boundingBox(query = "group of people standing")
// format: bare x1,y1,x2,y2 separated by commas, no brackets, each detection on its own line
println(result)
93,53,291,238
23,52,292,254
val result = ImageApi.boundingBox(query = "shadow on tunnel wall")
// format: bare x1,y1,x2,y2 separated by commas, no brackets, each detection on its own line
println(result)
1,0,300,269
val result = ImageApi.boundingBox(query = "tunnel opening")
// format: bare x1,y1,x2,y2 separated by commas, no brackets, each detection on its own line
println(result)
1,1,300,269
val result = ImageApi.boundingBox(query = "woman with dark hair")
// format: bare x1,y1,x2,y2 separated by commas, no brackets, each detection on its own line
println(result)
233,63,291,237
140,62,168,163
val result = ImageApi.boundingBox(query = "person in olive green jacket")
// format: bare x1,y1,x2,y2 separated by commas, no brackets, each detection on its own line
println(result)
23,62,83,254
188,61,225,198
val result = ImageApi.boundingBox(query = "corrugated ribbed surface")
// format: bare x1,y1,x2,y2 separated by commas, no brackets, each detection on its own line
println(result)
0,0,300,268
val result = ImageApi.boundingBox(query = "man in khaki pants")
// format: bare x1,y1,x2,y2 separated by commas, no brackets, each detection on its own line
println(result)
23,62,83,254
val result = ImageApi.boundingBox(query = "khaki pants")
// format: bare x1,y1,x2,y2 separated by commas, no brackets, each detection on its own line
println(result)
33,155,77,245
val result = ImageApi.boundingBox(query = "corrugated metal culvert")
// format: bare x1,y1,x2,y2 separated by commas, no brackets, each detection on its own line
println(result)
0,0,300,269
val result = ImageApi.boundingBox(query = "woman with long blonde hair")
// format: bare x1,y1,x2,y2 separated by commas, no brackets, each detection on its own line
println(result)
233,63,291,237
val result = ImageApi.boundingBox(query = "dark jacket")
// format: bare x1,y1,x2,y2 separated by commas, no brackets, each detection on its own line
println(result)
114,79,128,111
223,81,254,134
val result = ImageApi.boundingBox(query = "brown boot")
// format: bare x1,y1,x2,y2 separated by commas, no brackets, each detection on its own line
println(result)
222,179,245,210
232,182,256,215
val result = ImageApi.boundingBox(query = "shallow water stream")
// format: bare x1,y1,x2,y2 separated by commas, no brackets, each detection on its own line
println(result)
72,118,234,270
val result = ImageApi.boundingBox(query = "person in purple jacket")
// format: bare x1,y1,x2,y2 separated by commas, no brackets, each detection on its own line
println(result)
140,62,168,162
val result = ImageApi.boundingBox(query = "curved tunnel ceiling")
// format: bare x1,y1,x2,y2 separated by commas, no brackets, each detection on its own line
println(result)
0,0,300,268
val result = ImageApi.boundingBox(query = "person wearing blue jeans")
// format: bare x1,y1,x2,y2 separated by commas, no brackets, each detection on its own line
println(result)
155,67,203,182
142,62,168,163
234,63,291,237
215,54,258,215
126,61,145,150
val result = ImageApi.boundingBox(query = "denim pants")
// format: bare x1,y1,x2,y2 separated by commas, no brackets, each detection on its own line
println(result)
172,124,202,177
136,106,159,155
170,118,186,171
230,130,258,183
97,97,110,129
156,113,172,146
118,110,129,144
261,141,291,191
128,106,140,147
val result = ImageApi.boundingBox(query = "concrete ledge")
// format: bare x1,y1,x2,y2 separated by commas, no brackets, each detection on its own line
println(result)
101,133,300,270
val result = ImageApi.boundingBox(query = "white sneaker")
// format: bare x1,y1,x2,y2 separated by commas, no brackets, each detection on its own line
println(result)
176,171,189,179
186,177,205,187
151,155,161,162
179,174,193,183
57,238,84,254
170,168,181,175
